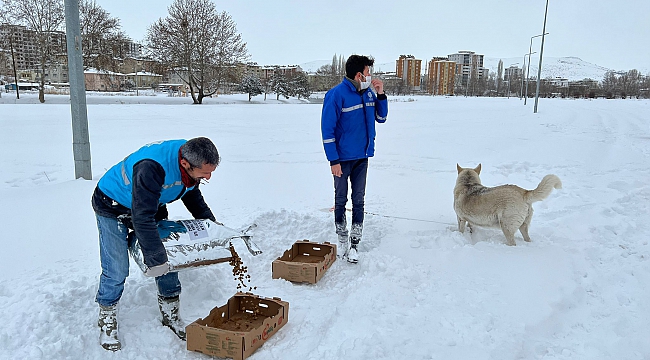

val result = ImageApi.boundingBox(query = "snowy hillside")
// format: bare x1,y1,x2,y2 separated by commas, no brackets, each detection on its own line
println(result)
484,56,613,81
1,93,650,359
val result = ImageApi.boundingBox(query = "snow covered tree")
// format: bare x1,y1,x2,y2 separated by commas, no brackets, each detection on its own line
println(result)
270,70,290,100
289,72,311,99
147,0,249,104
237,74,263,101
79,0,130,72
3,0,65,103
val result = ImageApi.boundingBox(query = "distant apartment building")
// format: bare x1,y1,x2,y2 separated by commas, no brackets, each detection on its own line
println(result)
246,64,303,80
0,24,66,71
15,57,68,84
396,55,422,90
126,41,144,59
448,51,486,86
545,77,569,88
427,57,456,95
504,65,523,81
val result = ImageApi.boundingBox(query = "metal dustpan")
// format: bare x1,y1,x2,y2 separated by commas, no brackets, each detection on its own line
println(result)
128,219,262,273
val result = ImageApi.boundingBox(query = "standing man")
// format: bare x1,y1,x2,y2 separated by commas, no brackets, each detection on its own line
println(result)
91,137,220,351
321,55,388,264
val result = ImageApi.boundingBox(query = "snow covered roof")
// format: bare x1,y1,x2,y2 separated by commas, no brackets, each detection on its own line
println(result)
124,71,163,77
84,68,124,75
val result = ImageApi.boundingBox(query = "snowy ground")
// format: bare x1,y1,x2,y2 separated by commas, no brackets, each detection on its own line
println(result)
1,93,649,359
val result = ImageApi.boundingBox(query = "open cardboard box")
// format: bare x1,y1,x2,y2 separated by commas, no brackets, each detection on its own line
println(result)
186,292,289,360
272,240,336,284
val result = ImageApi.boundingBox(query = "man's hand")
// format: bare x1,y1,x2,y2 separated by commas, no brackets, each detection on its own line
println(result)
157,220,187,239
372,78,384,94
331,164,342,177
144,262,170,277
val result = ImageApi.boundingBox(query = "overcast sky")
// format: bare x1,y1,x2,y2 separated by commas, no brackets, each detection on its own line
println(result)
98,0,649,72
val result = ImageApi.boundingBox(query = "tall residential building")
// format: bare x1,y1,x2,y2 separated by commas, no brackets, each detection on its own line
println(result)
396,55,422,90
448,51,486,86
504,65,523,81
427,57,456,95
0,24,66,71
126,41,144,59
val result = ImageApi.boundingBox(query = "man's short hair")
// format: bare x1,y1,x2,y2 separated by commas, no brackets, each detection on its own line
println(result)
180,137,220,168
345,55,375,79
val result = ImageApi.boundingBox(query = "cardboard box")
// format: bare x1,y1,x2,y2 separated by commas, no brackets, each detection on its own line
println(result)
272,240,336,284
186,292,289,360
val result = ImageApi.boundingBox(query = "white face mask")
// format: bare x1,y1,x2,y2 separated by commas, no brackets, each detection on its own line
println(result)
359,74,371,90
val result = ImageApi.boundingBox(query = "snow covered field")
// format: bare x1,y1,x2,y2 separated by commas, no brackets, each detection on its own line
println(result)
1,94,649,359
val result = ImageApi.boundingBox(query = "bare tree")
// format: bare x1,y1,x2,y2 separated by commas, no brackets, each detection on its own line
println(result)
147,0,248,104
79,0,130,72
4,0,65,103
602,70,618,98
619,69,641,98
0,4,11,94
0,24,20,99
497,59,503,95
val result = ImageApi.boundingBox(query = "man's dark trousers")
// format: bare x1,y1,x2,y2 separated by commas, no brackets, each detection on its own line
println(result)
333,158,368,226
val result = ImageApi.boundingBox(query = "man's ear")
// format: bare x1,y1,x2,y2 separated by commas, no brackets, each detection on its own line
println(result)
180,158,191,170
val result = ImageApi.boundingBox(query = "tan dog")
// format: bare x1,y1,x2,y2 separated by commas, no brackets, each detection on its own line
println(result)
454,164,562,246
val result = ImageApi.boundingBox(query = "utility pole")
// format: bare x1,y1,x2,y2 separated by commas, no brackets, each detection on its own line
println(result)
64,0,92,180
534,0,550,113
525,35,546,105
9,28,19,99
522,51,537,101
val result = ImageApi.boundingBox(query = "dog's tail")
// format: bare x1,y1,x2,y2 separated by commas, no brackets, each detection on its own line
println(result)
526,174,562,203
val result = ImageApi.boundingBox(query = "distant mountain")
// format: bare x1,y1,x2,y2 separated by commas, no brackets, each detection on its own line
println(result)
484,56,612,81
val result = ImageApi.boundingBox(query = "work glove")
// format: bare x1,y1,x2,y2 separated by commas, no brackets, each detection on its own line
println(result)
144,262,170,277
157,220,187,239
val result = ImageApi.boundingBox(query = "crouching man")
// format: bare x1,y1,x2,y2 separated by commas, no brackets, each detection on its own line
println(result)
91,137,220,351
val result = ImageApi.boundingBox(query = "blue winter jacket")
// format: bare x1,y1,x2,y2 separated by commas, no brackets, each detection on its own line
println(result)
321,78,388,164
94,139,214,267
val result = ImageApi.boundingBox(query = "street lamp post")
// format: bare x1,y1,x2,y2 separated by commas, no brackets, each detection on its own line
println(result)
534,0,550,113
522,51,537,102
525,34,547,105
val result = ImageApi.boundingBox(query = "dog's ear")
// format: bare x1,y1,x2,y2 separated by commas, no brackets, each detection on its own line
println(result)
474,163,481,174
457,163,462,174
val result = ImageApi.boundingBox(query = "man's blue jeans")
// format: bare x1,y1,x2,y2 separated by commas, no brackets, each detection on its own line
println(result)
95,214,181,307
333,158,368,226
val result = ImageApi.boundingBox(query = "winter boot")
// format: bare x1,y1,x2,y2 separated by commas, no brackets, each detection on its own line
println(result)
98,304,121,351
335,221,349,260
158,295,187,340
347,223,363,264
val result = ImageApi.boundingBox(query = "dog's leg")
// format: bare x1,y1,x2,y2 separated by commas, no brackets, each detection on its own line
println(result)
457,216,466,233
500,221,517,246
519,208,533,242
